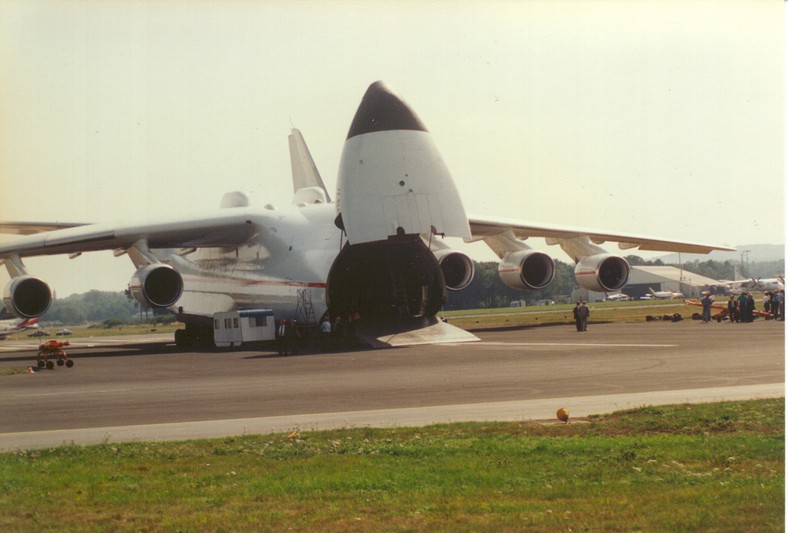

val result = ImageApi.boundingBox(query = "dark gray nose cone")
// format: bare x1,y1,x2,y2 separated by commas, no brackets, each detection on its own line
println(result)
346,81,428,139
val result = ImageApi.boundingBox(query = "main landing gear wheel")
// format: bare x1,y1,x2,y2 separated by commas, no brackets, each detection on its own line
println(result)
175,326,215,348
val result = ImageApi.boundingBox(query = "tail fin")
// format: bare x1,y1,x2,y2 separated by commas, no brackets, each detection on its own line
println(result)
16,317,38,330
288,129,331,202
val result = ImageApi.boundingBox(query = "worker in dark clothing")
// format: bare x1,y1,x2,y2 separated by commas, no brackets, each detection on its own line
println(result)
578,301,590,331
737,292,749,323
333,316,345,350
770,291,781,320
287,319,301,354
746,293,755,322
727,295,737,323
700,293,713,323
572,302,582,332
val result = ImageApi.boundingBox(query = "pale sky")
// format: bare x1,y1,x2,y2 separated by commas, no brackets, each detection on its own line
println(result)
0,0,783,296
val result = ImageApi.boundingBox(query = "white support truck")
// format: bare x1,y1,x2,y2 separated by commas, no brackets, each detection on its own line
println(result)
213,309,275,348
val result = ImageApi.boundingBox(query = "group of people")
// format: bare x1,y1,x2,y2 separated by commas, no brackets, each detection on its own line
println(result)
762,290,785,321
701,289,786,323
572,301,590,332
276,314,361,355
320,314,358,352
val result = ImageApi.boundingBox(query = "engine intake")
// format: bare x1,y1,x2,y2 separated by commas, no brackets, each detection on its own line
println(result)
433,249,475,291
498,250,556,290
3,276,52,318
575,253,630,292
129,264,183,308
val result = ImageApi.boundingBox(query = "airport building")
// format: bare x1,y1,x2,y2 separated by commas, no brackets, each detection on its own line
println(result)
573,265,720,302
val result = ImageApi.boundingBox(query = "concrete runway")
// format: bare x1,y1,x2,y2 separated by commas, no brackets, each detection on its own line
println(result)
0,320,783,450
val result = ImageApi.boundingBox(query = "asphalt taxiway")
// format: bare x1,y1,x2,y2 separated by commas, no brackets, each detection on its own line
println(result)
0,320,783,450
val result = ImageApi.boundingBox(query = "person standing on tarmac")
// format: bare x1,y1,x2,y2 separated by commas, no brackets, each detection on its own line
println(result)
727,295,737,323
287,319,300,354
573,302,582,332
320,317,332,352
746,292,755,322
276,319,289,355
737,292,749,323
700,292,713,323
333,316,345,350
578,301,590,331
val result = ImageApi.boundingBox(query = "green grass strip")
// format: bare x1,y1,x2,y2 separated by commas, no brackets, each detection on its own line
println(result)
0,399,783,532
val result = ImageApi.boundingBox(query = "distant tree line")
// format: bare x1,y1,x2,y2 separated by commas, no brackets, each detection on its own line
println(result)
41,290,174,325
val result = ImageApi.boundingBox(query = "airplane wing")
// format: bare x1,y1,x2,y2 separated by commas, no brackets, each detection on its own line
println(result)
0,209,258,258
0,222,88,235
467,214,735,256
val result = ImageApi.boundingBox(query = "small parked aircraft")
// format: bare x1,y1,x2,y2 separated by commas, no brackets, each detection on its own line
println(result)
649,288,684,300
0,317,39,340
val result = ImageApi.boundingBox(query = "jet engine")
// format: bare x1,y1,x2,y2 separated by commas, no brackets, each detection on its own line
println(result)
128,264,183,308
432,249,475,291
2,275,52,319
574,253,630,292
498,250,556,290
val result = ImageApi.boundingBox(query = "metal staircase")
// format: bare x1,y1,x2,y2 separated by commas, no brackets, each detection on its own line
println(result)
294,289,316,326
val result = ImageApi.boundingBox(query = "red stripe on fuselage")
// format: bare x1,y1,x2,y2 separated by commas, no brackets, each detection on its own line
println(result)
181,276,326,289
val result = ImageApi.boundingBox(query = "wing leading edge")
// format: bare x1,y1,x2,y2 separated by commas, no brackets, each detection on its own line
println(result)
0,210,258,258
468,214,735,257
0,222,88,236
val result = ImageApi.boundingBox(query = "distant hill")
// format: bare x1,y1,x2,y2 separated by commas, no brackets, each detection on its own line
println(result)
659,244,784,264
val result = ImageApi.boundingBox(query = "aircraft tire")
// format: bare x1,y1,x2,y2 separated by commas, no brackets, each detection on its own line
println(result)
57,359,64,366
65,360,74,368
46,360,54,369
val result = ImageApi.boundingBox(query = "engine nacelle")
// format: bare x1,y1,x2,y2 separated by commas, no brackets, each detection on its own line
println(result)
574,253,630,292
129,264,183,308
498,250,556,290
433,249,475,291
3,276,52,318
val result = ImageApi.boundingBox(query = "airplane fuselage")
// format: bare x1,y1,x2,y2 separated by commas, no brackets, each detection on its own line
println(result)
146,203,340,327
146,200,451,334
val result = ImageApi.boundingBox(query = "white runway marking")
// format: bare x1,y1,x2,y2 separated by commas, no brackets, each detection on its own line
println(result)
14,389,137,398
442,341,678,348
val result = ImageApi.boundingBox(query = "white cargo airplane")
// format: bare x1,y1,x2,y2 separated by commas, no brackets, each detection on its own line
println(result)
0,317,39,340
0,82,733,347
